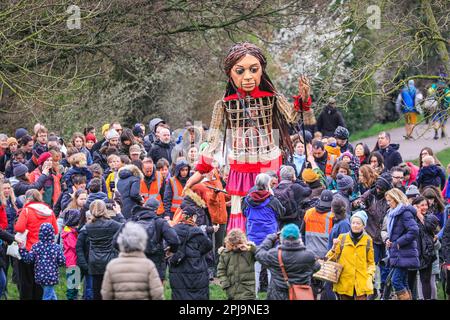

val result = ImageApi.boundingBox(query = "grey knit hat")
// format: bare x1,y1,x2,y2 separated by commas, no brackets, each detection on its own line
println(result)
13,163,28,177
336,173,354,191
405,184,420,198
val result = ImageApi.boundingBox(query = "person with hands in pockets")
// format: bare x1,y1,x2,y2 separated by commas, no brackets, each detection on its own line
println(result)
326,210,376,300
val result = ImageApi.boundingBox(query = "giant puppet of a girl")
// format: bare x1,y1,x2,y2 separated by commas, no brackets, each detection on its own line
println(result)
184,42,315,233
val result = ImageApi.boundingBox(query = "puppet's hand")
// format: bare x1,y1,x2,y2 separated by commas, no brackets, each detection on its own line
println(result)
298,75,310,102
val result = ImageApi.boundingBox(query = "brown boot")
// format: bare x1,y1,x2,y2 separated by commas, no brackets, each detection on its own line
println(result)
395,289,411,300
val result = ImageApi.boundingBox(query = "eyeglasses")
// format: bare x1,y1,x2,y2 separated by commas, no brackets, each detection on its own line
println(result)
392,176,404,180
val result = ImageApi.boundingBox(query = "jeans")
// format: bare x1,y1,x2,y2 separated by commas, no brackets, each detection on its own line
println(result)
391,267,409,292
83,274,94,300
255,262,271,295
92,274,104,300
373,243,389,285
0,268,6,299
42,286,57,300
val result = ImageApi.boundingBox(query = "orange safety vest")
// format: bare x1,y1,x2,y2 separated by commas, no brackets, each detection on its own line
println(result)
303,207,334,256
325,154,338,176
140,172,164,215
169,177,184,213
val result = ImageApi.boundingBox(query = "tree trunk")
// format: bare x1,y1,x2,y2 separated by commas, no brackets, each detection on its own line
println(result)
422,0,450,74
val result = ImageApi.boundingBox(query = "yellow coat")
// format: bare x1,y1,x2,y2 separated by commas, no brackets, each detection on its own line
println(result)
105,171,116,199
325,232,376,297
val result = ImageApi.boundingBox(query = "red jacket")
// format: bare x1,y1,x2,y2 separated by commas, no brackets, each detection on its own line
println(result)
14,201,58,251
0,206,7,230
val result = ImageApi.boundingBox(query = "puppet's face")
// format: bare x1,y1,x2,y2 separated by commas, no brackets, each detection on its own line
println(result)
230,54,262,92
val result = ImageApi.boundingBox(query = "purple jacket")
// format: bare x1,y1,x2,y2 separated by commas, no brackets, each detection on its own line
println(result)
387,205,420,269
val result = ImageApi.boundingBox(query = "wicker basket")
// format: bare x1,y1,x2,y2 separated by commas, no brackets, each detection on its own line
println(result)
313,259,344,284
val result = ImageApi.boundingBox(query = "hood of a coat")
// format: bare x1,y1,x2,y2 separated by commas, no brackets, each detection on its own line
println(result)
174,160,191,178
325,104,337,114
154,139,173,149
246,190,272,207
39,223,55,243
131,205,157,221
149,118,165,133
26,202,53,218
424,214,439,235
118,164,143,180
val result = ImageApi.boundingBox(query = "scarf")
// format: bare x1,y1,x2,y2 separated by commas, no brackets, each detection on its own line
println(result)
445,177,450,200
386,204,403,240
350,230,364,245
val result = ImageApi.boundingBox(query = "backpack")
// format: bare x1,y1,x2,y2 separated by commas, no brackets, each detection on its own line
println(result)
136,217,162,256
273,185,298,221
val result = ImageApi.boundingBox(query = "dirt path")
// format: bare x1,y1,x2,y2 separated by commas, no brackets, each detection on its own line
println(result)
354,121,450,161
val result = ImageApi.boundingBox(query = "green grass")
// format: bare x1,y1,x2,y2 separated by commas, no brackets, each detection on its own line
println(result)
350,118,406,142
5,267,268,300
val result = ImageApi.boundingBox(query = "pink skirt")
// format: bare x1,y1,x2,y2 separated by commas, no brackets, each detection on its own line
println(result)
226,170,259,197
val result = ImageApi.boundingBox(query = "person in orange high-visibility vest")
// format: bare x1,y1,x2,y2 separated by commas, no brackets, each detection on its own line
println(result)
301,189,334,259
140,157,165,215
163,159,191,219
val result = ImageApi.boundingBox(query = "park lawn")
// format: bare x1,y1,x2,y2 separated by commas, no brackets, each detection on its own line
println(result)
350,119,406,142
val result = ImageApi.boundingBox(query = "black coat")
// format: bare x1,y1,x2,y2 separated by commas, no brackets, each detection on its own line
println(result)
13,173,48,197
85,218,122,275
416,165,446,190
273,180,312,228
377,144,402,171
149,140,174,165
117,166,144,219
0,229,15,269
169,223,212,300
76,226,90,275
116,205,180,280
442,216,450,264
316,105,346,137
255,233,321,300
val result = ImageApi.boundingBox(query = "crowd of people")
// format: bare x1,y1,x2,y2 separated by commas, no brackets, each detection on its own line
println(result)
0,110,449,301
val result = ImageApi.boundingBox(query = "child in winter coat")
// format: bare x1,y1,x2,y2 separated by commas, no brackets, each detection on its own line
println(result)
62,209,81,300
217,228,256,300
417,156,446,191
19,223,66,300
105,154,123,199
63,153,93,191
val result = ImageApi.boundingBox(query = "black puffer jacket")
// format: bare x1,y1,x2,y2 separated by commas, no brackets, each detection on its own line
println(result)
0,229,15,269
117,165,144,219
417,214,439,269
75,225,90,275
255,233,321,300
85,218,122,275
121,205,180,280
316,104,346,137
169,223,212,300
377,144,402,171
443,217,450,265
273,180,312,228
149,140,174,165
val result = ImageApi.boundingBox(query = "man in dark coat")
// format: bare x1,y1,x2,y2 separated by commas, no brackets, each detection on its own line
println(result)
255,224,321,300
117,164,144,219
317,98,346,137
169,204,212,300
144,118,166,153
273,166,311,229
113,199,180,280
375,132,402,171
149,127,174,165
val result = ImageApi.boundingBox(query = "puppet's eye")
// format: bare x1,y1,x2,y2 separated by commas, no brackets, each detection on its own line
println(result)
250,67,259,73
235,68,244,75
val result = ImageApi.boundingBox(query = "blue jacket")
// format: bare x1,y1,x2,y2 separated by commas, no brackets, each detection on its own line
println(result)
416,165,446,190
19,223,66,286
5,199,18,234
386,205,419,268
117,165,143,219
327,218,351,250
241,191,284,246
63,167,93,190
84,192,108,211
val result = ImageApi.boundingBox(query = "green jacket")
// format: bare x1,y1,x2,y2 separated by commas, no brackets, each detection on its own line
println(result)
217,243,256,300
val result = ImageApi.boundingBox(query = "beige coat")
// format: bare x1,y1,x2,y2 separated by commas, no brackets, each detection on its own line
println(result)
101,251,164,300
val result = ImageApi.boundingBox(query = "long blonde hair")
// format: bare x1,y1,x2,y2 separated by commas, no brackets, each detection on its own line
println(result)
68,189,88,210
0,180,18,210
385,188,409,206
